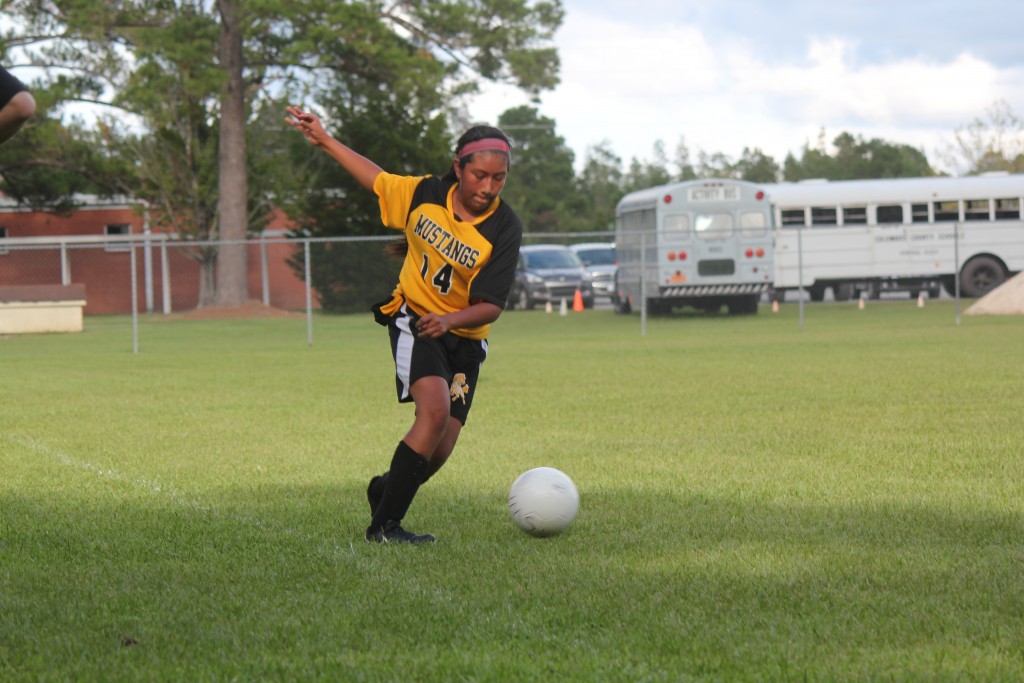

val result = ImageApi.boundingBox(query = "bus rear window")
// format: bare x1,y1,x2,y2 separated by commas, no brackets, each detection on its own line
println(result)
662,214,690,241
739,211,767,237
694,213,733,239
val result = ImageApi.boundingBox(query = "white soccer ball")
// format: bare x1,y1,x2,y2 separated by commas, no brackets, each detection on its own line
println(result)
507,467,579,537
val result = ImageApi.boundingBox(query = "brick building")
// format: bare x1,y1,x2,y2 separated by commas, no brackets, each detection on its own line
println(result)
0,195,311,315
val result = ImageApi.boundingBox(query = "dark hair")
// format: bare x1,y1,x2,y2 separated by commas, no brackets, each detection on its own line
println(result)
386,126,512,259
439,125,512,183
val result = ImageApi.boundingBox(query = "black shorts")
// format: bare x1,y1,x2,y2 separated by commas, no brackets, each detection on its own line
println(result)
0,66,28,109
375,301,488,425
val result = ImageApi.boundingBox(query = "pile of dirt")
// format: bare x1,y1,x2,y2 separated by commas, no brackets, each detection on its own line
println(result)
169,300,305,320
965,273,1024,316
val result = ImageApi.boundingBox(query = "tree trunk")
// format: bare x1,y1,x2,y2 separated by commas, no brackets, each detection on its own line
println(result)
214,0,249,307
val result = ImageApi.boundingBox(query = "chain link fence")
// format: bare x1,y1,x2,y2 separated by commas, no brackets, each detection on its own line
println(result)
0,231,618,349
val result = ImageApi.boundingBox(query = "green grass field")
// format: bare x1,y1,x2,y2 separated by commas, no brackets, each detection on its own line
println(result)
2,301,1023,681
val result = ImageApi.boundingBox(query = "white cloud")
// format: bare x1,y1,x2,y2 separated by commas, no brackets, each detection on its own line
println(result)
468,5,1024,175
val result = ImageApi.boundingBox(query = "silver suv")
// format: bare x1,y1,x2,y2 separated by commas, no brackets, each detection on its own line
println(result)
508,244,594,310
569,243,617,301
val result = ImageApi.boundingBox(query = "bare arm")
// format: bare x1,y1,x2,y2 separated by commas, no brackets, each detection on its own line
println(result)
415,301,503,339
285,106,382,192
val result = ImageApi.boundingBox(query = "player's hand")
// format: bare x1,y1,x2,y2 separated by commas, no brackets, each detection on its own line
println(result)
285,106,329,147
415,313,450,338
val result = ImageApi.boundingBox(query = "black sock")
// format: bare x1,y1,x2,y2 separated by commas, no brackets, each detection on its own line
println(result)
369,441,428,531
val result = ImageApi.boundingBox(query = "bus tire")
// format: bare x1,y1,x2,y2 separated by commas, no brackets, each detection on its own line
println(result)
834,283,854,301
647,299,672,316
808,284,826,302
728,295,759,315
614,296,632,315
960,256,1006,298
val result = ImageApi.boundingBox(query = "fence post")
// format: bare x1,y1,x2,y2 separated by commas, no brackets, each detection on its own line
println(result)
797,224,805,329
304,239,313,347
261,235,270,307
640,231,647,337
160,240,171,314
144,230,154,312
60,242,70,285
130,243,139,354
954,222,961,325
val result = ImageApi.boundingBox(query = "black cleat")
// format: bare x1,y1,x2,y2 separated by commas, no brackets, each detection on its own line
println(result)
365,520,436,544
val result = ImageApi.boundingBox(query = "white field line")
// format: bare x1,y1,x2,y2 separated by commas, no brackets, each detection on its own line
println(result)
4,434,359,557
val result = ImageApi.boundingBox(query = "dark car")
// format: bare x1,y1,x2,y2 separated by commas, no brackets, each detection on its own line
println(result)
508,244,594,310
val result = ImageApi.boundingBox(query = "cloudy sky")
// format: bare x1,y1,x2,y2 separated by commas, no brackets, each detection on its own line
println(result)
468,0,1024,174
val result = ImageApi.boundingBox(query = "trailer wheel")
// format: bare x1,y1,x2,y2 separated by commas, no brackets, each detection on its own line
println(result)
960,256,1006,298
808,284,826,302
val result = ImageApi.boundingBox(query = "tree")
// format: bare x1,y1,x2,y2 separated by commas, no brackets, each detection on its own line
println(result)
2,0,563,306
732,147,780,183
783,130,933,180
623,141,671,193
576,141,624,231
941,100,1024,175
497,105,582,232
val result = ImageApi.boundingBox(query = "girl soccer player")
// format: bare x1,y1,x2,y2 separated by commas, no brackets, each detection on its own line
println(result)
286,106,522,543
0,66,35,145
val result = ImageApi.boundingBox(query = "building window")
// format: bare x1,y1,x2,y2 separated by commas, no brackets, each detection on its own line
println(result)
811,207,837,226
933,200,959,222
876,205,903,224
963,198,990,221
105,223,131,252
841,206,867,225
0,226,7,255
994,197,1019,220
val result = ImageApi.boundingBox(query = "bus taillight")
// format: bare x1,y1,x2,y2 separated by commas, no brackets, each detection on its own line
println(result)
663,194,672,204
756,191,765,200
756,248,765,257
745,249,753,258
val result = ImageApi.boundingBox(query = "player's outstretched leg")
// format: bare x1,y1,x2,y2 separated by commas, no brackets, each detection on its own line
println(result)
365,441,435,544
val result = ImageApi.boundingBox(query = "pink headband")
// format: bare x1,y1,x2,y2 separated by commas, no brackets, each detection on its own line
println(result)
458,137,511,159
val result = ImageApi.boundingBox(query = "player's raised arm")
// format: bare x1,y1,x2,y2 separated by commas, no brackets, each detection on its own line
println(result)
285,105,382,192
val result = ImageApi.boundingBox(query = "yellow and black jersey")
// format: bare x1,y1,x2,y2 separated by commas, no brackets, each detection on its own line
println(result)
373,172,523,340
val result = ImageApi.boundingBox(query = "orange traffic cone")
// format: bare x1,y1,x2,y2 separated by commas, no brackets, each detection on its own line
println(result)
771,300,779,313
572,288,585,312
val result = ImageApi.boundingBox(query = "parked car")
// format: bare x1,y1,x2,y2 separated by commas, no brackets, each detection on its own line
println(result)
508,244,594,310
569,242,617,301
